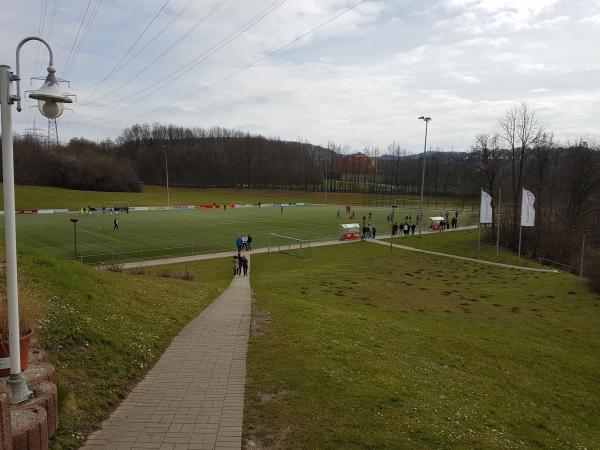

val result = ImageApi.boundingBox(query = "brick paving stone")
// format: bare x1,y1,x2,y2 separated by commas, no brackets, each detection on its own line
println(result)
82,274,251,450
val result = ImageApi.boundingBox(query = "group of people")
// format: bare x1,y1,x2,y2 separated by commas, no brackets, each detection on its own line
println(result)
233,253,249,277
392,216,417,236
361,223,376,239
437,211,460,230
235,234,253,252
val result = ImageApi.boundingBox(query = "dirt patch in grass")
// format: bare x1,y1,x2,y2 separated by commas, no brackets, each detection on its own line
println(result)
251,298,272,338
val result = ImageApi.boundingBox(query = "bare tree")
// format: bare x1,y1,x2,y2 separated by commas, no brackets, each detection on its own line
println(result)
471,133,505,229
497,103,543,242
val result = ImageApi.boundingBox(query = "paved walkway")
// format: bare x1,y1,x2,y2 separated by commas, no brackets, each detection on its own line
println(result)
107,237,361,269
368,238,558,273
82,273,252,450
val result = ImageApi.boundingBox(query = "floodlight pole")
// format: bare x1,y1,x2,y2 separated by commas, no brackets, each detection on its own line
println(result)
162,145,170,208
324,158,328,204
417,116,431,237
496,186,502,256
580,231,586,277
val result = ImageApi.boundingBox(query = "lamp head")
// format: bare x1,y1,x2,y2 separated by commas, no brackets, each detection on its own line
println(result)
29,66,72,119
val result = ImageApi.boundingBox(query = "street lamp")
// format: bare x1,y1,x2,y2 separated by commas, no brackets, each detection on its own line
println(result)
162,145,170,208
70,218,79,259
417,116,431,237
1,36,72,404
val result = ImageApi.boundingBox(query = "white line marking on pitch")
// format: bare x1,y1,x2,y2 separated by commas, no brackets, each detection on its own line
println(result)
35,217,122,243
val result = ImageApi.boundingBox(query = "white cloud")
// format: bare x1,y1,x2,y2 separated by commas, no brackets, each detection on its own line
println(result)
580,13,600,25
1,0,599,151
445,72,482,84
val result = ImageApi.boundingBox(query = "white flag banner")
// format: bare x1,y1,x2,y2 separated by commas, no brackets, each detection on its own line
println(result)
480,190,493,224
521,189,536,227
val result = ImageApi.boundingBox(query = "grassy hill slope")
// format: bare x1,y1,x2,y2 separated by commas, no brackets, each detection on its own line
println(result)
245,243,600,449
16,252,231,449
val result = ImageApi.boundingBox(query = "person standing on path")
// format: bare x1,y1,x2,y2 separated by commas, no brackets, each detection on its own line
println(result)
233,255,239,277
236,235,243,252
372,226,377,239
241,255,249,276
113,216,119,231
247,234,253,251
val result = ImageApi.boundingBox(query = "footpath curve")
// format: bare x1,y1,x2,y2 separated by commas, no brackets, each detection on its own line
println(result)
101,226,557,274
368,238,558,273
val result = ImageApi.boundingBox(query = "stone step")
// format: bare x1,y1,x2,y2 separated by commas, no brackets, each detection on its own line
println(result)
14,382,57,439
0,363,57,450
1,386,12,449
10,406,48,450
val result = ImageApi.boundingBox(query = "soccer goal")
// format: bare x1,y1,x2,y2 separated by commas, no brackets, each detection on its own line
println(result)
267,233,312,260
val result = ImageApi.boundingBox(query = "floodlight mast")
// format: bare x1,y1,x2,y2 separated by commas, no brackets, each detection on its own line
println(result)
1,36,72,404
417,116,432,237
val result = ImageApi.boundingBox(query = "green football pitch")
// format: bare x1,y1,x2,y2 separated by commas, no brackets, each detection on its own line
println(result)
8,205,477,264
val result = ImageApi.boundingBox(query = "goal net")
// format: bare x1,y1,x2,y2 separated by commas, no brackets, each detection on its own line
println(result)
267,233,312,260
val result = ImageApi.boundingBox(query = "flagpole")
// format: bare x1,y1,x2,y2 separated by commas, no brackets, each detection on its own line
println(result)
496,186,501,256
518,225,522,258
477,187,482,255
518,187,523,258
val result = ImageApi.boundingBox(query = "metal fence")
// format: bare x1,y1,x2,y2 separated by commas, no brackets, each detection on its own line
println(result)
538,257,589,276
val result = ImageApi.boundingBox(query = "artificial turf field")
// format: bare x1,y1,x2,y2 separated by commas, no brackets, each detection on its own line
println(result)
9,205,477,263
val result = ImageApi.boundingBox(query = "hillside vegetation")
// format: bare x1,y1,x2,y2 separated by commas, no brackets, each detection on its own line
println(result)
245,243,600,449
17,251,231,449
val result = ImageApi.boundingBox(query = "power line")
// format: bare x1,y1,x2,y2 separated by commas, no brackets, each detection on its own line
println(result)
46,0,60,42
32,0,48,75
28,0,50,135
105,0,288,112
85,0,227,105
61,0,94,74
81,0,196,96
81,0,173,103
121,0,370,122
63,0,104,76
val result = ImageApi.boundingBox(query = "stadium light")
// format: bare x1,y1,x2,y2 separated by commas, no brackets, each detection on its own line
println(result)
417,116,432,237
1,36,72,404
162,145,170,207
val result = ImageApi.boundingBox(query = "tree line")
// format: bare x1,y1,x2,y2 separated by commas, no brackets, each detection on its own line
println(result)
1,111,598,286
470,103,600,287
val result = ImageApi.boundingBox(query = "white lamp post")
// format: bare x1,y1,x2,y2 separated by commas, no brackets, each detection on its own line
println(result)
417,116,431,237
1,37,72,404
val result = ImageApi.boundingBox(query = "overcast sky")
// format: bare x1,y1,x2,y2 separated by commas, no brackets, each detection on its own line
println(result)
2,0,599,152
